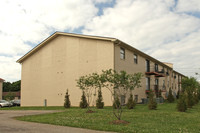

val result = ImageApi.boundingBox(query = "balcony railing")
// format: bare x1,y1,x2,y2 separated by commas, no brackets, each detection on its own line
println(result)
158,69,165,74
145,66,166,77
146,85,166,97
145,71,165,77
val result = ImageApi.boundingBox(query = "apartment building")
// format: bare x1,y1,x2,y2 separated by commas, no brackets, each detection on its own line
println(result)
0,78,4,100
17,32,185,106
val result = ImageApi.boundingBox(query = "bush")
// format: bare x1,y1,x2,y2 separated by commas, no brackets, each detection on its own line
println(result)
148,90,157,110
64,89,71,108
198,89,200,100
167,88,175,103
194,93,199,104
113,96,121,109
96,89,104,109
176,90,180,99
127,94,136,109
158,89,162,98
186,91,194,108
80,91,88,108
177,93,187,112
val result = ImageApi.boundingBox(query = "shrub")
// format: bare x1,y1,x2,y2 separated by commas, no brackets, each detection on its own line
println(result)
113,96,121,109
158,89,162,98
167,88,175,103
176,90,180,99
96,89,104,109
177,93,187,112
80,91,88,108
127,94,136,109
186,91,194,108
148,90,157,110
198,89,200,100
193,93,199,104
64,89,71,108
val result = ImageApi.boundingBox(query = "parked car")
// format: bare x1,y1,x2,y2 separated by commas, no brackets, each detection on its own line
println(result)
11,100,20,106
0,100,12,108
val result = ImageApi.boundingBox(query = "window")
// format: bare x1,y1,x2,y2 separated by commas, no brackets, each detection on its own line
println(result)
134,54,138,64
134,95,138,102
120,47,125,59
146,77,150,90
155,64,158,72
174,73,176,79
163,80,165,89
146,59,150,72
155,79,159,85
166,69,169,75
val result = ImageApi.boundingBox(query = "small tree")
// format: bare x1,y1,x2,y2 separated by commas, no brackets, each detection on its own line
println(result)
167,88,175,103
113,94,121,109
177,93,187,112
77,75,93,110
96,88,104,109
64,89,71,108
127,94,136,109
101,69,142,120
148,89,157,110
80,91,88,108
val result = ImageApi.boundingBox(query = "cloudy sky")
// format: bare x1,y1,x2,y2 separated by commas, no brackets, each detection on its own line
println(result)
0,0,200,82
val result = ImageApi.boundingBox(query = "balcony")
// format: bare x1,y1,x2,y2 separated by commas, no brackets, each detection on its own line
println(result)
145,85,166,97
145,71,165,77
145,65,166,77
158,69,164,73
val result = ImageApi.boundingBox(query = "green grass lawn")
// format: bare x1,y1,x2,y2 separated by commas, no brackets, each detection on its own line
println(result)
13,103,200,133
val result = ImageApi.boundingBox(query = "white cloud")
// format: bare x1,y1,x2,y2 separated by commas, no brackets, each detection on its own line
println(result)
176,0,200,12
0,0,98,82
1,0,200,82
0,56,21,82
83,0,200,79
92,0,113,3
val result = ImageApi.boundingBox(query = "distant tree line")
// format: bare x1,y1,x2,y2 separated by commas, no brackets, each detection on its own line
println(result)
3,80,21,92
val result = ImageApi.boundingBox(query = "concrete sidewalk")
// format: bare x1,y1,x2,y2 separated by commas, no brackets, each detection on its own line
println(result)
0,110,115,133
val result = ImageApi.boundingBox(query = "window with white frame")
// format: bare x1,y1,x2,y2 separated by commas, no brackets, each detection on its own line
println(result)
120,47,125,59
155,64,158,72
134,54,138,64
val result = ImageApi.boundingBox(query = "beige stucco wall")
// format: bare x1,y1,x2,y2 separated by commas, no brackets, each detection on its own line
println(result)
114,45,147,102
21,35,114,106
114,44,183,102
0,81,2,100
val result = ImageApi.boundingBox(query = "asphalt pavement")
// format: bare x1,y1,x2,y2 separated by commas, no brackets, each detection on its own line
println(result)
0,110,115,133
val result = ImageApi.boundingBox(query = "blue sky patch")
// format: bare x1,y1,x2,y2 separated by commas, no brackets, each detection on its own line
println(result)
24,41,37,47
185,11,200,18
95,0,116,16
